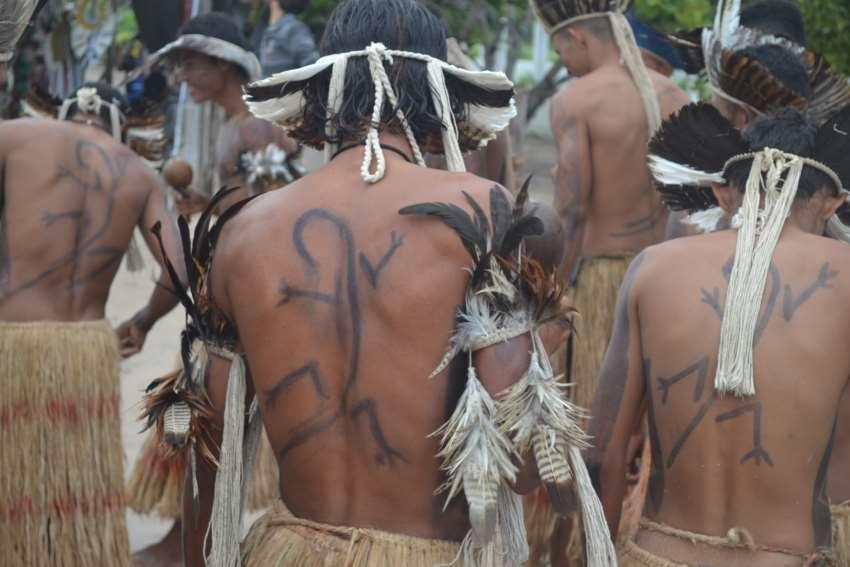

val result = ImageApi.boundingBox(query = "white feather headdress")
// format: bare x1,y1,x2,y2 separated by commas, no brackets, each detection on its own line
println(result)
152,34,262,82
245,42,516,184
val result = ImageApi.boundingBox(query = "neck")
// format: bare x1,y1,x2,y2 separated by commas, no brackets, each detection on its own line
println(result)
269,2,285,24
216,78,249,119
589,39,623,71
339,131,416,163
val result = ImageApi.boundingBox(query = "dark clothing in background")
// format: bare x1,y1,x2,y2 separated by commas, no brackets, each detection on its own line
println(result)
131,0,183,52
259,14,318,76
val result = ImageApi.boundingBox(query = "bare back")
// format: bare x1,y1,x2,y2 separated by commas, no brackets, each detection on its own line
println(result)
553,65,689,274
0,119,169,322
209,152,506,541
596,230,850,565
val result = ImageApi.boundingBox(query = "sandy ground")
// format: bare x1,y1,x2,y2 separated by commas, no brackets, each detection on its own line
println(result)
110,135,557,552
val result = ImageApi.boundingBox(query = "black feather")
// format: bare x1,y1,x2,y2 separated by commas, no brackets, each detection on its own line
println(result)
489,186,513,251
462,191,491,241
665,28,706,75
650,102,748,172
150,221,194,314
502,215,545,256
399,202,484,259
514,175,533,220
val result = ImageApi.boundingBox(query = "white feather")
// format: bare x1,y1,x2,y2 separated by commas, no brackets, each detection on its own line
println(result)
648,155,726,187
685,207,727,234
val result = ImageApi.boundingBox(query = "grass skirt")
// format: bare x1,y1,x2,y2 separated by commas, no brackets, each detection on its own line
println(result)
833,501,850,567
0,321,130,566
241,501,460,566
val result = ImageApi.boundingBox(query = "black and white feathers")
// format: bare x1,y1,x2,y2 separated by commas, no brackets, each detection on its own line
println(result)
530,0,632,34
648,102,748,212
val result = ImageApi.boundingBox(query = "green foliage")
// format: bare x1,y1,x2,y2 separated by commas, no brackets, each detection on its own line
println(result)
634,0,713,30
800,0,850,75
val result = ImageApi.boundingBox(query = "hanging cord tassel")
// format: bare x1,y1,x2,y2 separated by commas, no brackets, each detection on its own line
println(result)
609,12,662,135
716,150,803,396
324,56,350,163
360,43,427,183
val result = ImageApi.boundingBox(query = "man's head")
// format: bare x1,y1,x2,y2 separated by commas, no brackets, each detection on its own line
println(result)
173,13,254,102
60,82,128,137
741,0,807,46
296,0,450,147
710,44,811,130
271,0,310,14
551,17,613,77
715,109,845,233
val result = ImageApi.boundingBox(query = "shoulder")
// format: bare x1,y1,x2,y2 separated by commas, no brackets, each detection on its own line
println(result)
651,72,691,114
237,116,297,153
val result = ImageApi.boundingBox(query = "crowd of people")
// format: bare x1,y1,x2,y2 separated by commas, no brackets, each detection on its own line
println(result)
1,0,850,566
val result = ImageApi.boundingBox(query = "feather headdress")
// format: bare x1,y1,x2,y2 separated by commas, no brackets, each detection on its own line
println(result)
23,83,169,168
151,34,262,82
648,103,850,398
144,189,264,567
673,0,850,125
530,0,660,136
400,180,616,566
0,0,41,62
244,42,516,184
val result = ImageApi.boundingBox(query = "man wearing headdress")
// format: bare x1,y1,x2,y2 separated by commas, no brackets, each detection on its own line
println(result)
152,12,301,215
126,14,302,565
591,102,850,566
140,1,618,566
0,81,186,566
627,15,684,78
528,2,689,562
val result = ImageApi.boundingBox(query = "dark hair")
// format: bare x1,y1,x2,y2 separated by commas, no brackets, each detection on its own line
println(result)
741,0,807,47
726,108,836,199
277,0,310,14
290,0,456,149
65,81,129,121
740,44,811,101
179,12,249,51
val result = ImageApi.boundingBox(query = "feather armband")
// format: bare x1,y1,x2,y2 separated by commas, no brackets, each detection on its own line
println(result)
401,181,615,566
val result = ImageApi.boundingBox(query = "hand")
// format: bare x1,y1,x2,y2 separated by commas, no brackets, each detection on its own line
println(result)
174,189,210,217
116,318,149,358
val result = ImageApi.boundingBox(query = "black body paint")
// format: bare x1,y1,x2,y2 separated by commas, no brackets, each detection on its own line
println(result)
812,419,837,547
782,263,838,321
644,359,666,514
715,403,774,466
610,205,665,238
0,140,128,297
274,209,406,466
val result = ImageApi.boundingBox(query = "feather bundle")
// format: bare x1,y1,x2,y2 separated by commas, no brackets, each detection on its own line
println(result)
717,49,809,113
647,102,748,212
403,179,614,564
142,189,254,464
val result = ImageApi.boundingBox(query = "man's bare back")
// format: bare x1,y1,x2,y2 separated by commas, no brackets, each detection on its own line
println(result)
553,65,689,274
203,148,525,541
0,119,181,327
592,228,850,565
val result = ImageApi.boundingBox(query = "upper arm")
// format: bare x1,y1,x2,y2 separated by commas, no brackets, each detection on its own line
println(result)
550,89,592,224
138,167,187,285
586,251,651,473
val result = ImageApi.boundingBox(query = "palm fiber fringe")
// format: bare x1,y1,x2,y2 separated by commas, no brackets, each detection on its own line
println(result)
619,540,689,566
242,501,460,566
126,425,280,519
246,432,281,511
569,254,635,410
126,429,186,519
0,321,131,566
833,501,850,567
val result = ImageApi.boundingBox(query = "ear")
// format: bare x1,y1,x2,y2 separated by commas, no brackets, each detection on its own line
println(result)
733,106,754,131
712,183,739,215
819,191,847,221
567,27,587,49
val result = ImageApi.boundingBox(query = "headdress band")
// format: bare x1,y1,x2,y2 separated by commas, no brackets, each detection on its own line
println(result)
248,42,517,184
58,87,123,141
711,85,766,119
